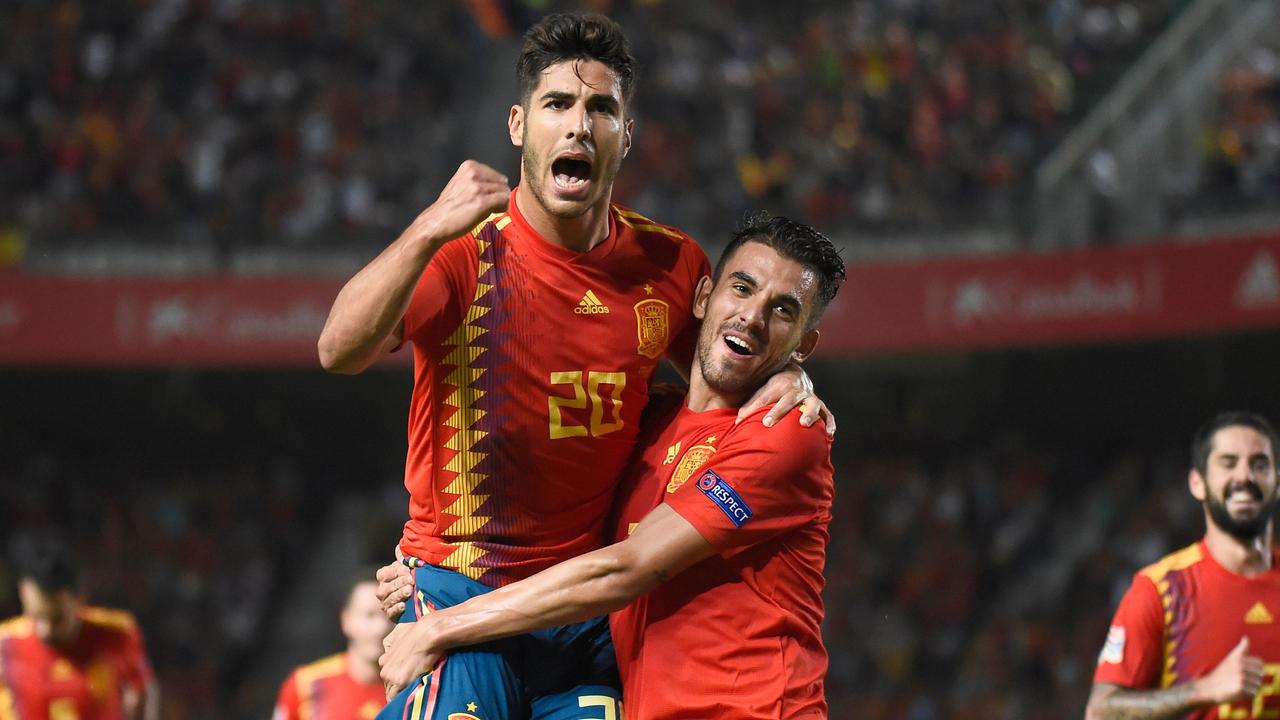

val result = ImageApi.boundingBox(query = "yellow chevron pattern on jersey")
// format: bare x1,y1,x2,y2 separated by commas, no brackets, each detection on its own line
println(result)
295,653,345,720
1140,543,1202,688
436,224,504,580
1246,601,1275,624
614,207,684,240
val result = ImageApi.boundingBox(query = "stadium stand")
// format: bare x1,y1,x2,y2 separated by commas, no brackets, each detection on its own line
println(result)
4,2,1280,719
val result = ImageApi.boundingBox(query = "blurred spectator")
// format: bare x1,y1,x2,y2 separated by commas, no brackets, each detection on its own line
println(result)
0,0,1183,260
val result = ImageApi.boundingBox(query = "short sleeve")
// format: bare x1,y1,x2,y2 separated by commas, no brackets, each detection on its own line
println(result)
663,242,711,371
272,671,301,720
1093,573,1165,687
400,236,476,350
665,411,832,558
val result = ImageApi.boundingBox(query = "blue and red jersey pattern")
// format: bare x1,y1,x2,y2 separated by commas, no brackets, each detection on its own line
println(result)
0,607,153,720
1095,541,1280,719
398,189,709,588
610,395,834,719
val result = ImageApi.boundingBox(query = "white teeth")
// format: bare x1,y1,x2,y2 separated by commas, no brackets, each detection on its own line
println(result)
725,336,750,351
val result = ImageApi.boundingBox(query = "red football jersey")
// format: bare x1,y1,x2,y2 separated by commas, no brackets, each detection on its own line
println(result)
1095,541,1280,719
0,607,153,720
609,398,834,719
398,189,709,587
273,653,385,720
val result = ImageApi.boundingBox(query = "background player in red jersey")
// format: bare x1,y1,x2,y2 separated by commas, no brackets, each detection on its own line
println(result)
273,574,393,720
378,214,844,719
318,12,832,720
0,538,158,720
1086,411,1280,720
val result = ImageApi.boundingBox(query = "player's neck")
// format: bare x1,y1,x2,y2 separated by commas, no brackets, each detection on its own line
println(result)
1204,521,1274,576
514,185,611,254
346,647,380,685
685,368,750,413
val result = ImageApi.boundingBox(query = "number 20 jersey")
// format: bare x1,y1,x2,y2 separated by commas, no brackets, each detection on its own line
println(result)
398,189,709,588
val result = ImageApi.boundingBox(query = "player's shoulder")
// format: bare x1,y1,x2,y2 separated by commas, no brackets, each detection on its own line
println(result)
1137,542,1205,584
0,615,32,640
732,405,832,451
294,653,347,681
81,606,139,635
611,204,699,249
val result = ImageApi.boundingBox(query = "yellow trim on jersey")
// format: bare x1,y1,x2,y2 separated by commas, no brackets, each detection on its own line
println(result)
81,606,138,633
436,234,498,579
294,653,345,720
0,617,29,640
0,625,16,720
1138,543,1202,688
470,212,510,238
613,207,684,240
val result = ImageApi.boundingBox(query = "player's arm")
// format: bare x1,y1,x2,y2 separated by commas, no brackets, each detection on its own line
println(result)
379,504,714,695
1085,637,1263,720
738,361,835,436
271,672,302,720
317,161,509,374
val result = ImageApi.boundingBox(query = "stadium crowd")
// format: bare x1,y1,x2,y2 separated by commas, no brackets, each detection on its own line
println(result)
0,0,1183,261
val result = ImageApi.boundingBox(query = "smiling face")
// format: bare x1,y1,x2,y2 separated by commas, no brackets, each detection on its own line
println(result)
1190,424,1279,543
509,59,633,222
692,241,820,407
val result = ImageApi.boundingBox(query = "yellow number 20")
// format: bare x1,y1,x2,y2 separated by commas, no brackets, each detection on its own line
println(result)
548,371,626,439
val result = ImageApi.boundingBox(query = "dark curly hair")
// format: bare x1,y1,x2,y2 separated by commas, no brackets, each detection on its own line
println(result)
516,13,637,105
713,213,847,330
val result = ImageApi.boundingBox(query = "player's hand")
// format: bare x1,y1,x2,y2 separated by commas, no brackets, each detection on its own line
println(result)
407,160,510,250
737,362,835,437
380,621,444,699
376,556,414,621
1194,636,1265,705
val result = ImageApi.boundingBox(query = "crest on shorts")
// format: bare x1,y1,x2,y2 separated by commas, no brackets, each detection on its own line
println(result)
668,444,716,493
634,298,670,359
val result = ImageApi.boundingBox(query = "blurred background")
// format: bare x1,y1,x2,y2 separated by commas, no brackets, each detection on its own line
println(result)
3,0,1280,717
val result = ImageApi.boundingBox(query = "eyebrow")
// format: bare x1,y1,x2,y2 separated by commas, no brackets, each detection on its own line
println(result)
539,90,620,110
730,271,803,314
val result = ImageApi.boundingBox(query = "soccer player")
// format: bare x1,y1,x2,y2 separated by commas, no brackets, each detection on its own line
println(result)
378,215,843,719
0,538,158,720
273,574,393,720
317,12,830,719
1086,411,1280,720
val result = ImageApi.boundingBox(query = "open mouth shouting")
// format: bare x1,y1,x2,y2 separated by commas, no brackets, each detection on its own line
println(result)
551,153,594,197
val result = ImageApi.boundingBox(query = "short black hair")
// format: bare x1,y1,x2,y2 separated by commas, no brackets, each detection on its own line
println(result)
13,534,78,593
713,213,847,329
1191,411,1280,476
516,13,637,105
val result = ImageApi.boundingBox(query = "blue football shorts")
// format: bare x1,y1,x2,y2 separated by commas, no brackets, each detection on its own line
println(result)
376,559,621,720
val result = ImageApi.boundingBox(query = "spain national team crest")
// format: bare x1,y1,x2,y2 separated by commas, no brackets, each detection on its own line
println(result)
634,298,670,359
668,444,717,493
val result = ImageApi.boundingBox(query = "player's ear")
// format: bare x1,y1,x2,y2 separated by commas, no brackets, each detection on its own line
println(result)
1189,468,1207,502
509,104,525,148
622,117,634,159
692,276,713,320
791,329,819,364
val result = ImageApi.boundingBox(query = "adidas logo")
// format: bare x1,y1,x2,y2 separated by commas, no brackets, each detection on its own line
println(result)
1246,601,1274,624
574,289,611,315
